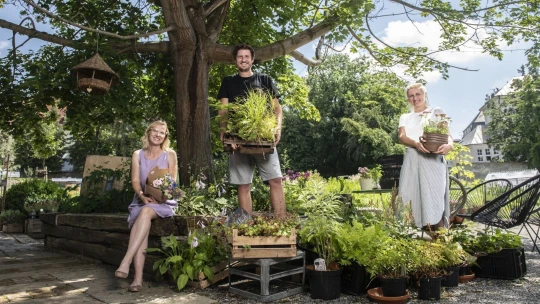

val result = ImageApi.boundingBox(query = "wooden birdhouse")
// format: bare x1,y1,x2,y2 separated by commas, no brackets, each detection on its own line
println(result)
71,53,119,95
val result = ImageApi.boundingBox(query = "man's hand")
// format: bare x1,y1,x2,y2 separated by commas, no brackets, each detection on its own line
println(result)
275,128,281,146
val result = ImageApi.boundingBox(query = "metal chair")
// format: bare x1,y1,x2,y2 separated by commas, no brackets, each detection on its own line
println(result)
463,175,540,230
448,176,467,224
522,206,540,253
456,179,513,221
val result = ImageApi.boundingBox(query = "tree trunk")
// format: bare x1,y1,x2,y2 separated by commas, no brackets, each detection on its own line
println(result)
163,0,214,185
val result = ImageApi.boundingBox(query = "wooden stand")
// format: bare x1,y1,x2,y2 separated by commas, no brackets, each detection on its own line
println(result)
228,251,305,302
223,137,275,155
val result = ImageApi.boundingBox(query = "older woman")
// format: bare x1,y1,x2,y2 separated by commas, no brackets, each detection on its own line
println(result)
398,83,453,229
114,120,177,292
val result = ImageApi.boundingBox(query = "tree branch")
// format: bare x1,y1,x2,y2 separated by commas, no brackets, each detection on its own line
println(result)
22,0,174,40
211,15,339,63
0,19,169,53
290,50,322,66
390,0,521,15
206,0,229,41
204,0,228,17
364,15,478,72
347,25,387,66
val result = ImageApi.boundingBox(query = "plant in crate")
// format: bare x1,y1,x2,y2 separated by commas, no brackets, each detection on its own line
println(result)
147,224,228,291
419,109,451,152
299,214,343,300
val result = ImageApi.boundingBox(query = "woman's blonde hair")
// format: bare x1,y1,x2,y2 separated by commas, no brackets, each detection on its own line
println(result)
141,120,170,151
405,83,430,111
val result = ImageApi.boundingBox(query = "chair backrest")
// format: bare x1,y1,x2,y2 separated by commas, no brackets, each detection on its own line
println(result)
471,175,540,229
460,179,512,216
449,176,467,217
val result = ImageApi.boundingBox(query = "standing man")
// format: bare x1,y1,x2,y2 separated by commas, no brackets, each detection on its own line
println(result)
217,43,286,217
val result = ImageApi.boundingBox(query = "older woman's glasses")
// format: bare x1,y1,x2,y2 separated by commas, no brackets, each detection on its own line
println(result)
150,129,167,136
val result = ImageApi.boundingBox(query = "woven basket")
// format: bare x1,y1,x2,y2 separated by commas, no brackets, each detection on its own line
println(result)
71,53,118,95
423,133,449,152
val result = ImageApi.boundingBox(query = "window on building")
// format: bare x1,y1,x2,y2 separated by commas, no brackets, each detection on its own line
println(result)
486,156,492,161
478,156,484,162
485,149,491,155
477,149,483,156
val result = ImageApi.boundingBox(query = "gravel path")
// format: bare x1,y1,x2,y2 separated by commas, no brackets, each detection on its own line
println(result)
189,226,540,303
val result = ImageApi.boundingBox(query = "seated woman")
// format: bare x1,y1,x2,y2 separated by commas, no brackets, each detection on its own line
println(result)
114,120,177,292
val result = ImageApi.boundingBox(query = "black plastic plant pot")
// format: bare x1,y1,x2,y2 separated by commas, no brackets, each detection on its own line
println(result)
418,276,442,300
379,277,407,297
306,267,343,300
459,265,472,276
441,266,460,287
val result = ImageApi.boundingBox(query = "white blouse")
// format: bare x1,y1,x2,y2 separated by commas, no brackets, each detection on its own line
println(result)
399,107,445,141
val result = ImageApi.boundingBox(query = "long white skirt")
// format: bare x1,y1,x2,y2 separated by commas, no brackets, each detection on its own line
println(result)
399,148,450,228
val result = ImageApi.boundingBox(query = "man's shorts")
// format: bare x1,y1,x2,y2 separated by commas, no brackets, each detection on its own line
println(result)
229,148,283,185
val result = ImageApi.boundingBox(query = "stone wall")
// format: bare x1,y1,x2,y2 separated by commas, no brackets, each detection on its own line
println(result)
40,213,207,276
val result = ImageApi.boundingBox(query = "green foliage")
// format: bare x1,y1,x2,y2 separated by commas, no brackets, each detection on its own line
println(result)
446,143,477,183
280,55,408,176
222,90,277,142
61,164,133,213
409,240,446,278
452,227,523,256
226,213,299,237
486,70,540,169
147,223,228,291
299,214,341,266
5,178,67,214
367,236,413,279
0,210,26,224
421,113,451,135
336,222,390,268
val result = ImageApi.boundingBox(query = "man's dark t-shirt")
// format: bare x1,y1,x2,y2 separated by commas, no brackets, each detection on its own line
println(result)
217,73,280,104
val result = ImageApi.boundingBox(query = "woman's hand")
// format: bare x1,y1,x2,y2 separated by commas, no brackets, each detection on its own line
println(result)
415,137,430,153
140,195,157,204
435,144,453,155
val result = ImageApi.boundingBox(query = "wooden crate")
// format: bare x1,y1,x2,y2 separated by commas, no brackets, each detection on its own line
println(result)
227,228,297,259
186,260,247,289
223,137,275,155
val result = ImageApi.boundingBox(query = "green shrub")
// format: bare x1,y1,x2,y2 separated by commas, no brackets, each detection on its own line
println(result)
0,210,26,224
5,179,66,214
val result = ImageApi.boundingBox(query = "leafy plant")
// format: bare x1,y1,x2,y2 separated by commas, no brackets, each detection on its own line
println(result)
147,222,228,291
0,210,26,224
409,240,446,279
368,237,413,279
221,90,277,142
336,222,390,268
226,213,299,237
299,215,341,266
451,227,522,256
5,178,67,214
421,111,451,135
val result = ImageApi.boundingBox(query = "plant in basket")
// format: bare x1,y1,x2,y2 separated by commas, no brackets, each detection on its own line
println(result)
420,109,451,152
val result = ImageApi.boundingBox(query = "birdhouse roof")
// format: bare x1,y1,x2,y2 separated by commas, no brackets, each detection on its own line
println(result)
71,53,119,79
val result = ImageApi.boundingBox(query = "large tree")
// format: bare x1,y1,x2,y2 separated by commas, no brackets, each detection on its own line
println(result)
485,66,540,170
0,0,538,184
280,54,407,176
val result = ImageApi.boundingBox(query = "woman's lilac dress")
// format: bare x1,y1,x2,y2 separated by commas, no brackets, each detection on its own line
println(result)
127,149,176,228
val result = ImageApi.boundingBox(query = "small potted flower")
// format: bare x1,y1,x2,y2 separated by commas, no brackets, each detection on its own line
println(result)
358,165,382,190
420,109,451,152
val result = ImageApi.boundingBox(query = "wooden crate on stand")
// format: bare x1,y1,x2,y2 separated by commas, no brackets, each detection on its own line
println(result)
227,228,297,259
25,218,44,239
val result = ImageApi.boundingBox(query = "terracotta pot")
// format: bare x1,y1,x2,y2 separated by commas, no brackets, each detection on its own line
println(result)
367,287,410,304
422,132,449,152
458,273,475,283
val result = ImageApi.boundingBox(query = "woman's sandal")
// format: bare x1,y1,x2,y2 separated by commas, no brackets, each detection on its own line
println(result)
128,285,142,292
114,270,128,279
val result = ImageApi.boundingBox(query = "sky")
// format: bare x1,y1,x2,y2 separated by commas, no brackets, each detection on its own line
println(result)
0,1,529,140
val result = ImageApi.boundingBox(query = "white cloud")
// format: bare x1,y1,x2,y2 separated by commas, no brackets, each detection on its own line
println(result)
0,41,8,56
